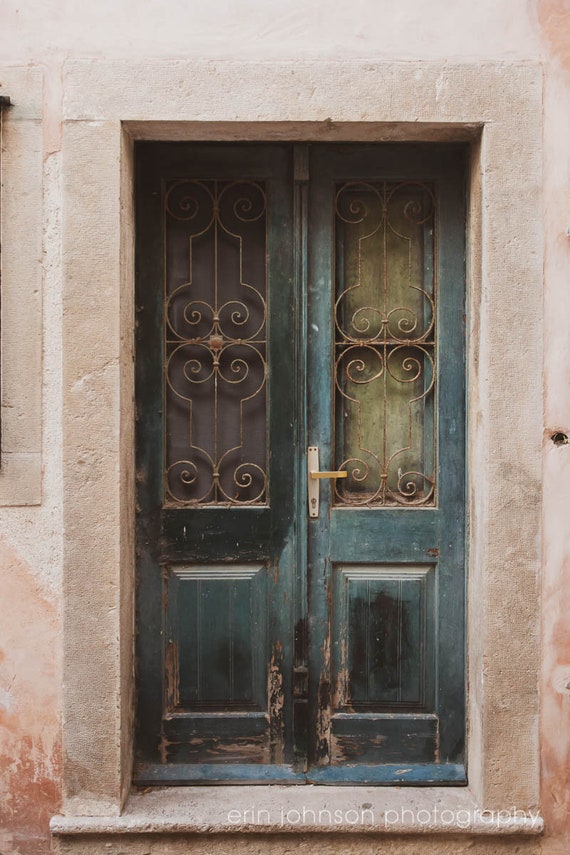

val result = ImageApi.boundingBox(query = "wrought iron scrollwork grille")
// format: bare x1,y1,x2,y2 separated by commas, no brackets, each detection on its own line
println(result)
334,181,437,507
164,179,268,506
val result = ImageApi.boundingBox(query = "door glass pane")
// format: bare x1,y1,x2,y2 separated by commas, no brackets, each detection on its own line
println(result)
334,181,436,506
164,179,268,505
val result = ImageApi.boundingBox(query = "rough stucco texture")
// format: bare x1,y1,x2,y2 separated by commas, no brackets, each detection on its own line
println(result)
0,539,62,855
0,0,541,62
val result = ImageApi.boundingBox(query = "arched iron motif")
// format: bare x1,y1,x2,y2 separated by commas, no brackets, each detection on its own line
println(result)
334,181,437,507
164,180,268,505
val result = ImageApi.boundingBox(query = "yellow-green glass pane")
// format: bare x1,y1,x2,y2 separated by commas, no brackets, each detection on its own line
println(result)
334,182,436,506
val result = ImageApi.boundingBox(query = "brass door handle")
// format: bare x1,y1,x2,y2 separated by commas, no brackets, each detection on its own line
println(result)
307,446,346,517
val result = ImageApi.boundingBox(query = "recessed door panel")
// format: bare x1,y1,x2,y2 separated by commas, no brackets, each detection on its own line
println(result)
166,565,267,711
333,565,435,710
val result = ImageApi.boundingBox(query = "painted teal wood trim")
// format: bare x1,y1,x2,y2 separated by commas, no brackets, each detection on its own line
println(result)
134,762,466,785
306,763,467,785
161,508,273,561
330,510,442,561
292,144,310,771
135,143,167,764
134,764,305,784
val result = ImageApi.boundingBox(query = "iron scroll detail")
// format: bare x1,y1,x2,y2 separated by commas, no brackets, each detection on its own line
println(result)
164,180,268,506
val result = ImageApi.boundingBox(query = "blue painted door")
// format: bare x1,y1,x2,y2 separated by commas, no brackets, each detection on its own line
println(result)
305,146,466,783
134,143,466,785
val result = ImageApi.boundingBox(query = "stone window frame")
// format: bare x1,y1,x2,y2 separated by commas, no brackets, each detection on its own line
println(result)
53,60,543,843
0,68,43,506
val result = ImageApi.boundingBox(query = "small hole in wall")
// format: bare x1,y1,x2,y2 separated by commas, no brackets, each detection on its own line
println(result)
551,432,568,447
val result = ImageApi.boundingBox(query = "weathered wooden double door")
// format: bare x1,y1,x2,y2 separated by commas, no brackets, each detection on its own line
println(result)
135,143,466,784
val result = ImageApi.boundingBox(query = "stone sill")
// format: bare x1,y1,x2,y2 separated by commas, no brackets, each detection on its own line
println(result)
50,787,544,837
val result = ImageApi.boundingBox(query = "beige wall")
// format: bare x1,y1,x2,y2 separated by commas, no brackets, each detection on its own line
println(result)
0,2,569,854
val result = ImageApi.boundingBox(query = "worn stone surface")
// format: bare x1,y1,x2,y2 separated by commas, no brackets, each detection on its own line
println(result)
62,60,540,123
50,784,544,833
60,119,124,816
52,832,542,855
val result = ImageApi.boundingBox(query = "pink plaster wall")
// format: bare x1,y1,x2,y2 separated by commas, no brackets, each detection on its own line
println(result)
0,540,61,855
1,1,570,853
539,1,570,852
